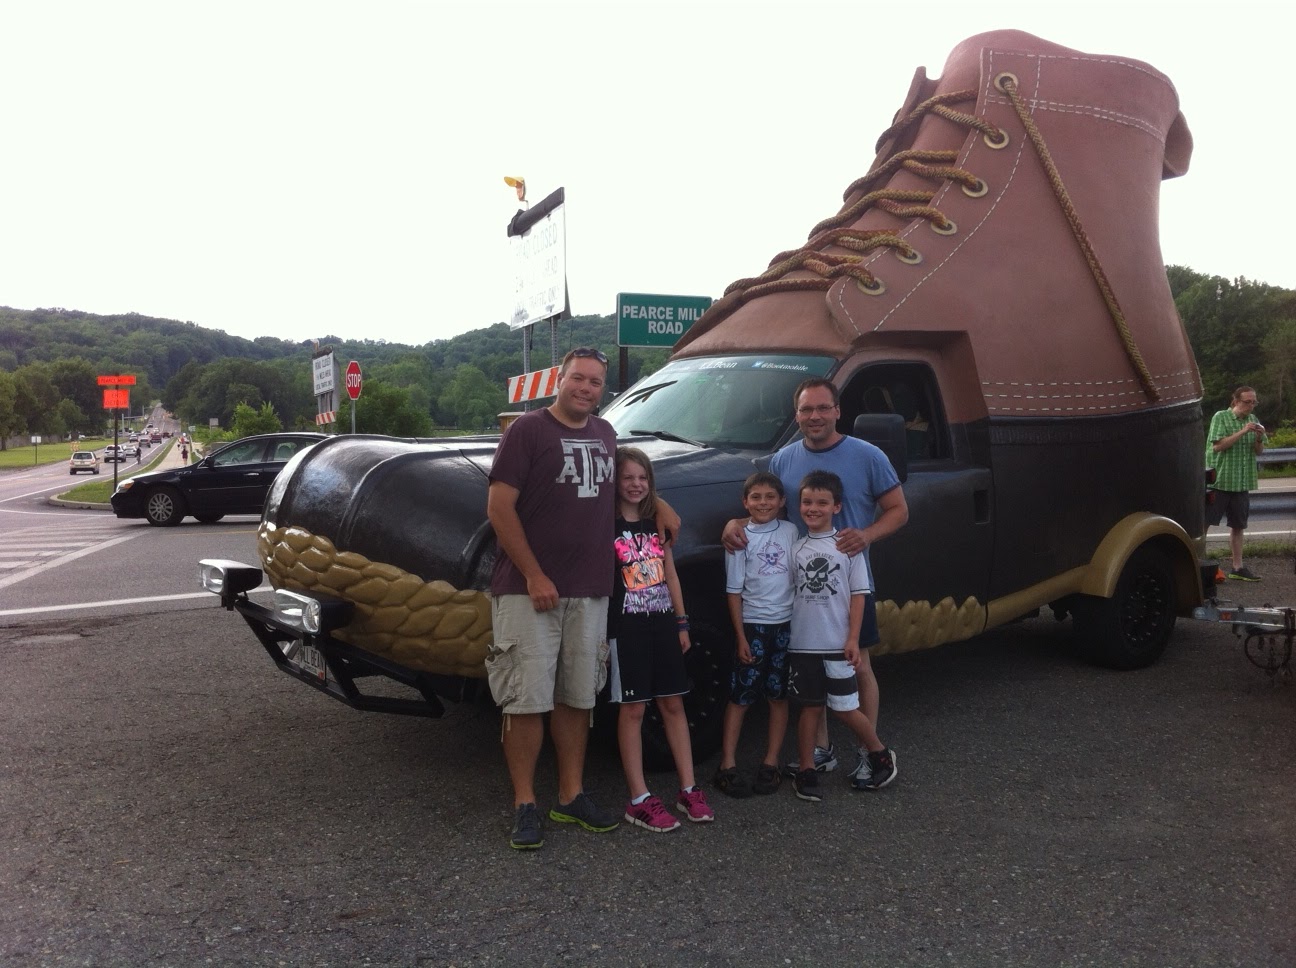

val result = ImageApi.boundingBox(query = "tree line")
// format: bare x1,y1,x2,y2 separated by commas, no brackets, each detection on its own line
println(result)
2,265,1294,445
0,307,668,442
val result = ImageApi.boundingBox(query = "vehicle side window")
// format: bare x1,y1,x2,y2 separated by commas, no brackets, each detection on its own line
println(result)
273,442,299,461
838,363,948,461
212,440,269,467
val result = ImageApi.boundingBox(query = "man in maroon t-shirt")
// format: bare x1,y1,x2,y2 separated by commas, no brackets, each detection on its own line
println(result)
487,347,624,850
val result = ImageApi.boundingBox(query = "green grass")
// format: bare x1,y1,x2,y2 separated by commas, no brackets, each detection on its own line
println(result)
1206,540,1296,560
0,443,86,468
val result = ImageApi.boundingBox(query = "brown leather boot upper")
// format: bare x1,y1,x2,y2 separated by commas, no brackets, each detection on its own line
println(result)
676,30,1201,422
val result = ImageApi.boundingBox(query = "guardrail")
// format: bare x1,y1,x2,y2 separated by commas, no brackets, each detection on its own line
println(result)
1259,447,1296,466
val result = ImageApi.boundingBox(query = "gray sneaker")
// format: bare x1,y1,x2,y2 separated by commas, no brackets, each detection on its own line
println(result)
548,792,620,832
784,743,838,777
509,802,544,850
848,749,873,789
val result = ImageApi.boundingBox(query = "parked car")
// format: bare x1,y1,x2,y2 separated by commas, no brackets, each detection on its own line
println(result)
111,432,328,526
69,451,101,475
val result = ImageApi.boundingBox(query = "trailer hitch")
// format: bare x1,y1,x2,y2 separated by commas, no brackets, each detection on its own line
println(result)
1192,601,1294,680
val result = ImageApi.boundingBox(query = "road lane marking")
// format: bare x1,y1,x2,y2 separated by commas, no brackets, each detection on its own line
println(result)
0,534,142,591
0,586,274,617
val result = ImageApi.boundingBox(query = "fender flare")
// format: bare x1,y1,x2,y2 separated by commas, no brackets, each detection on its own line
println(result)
1077,513,1203,611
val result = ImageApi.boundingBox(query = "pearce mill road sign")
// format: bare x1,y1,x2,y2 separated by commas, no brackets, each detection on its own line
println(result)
616,292,713,348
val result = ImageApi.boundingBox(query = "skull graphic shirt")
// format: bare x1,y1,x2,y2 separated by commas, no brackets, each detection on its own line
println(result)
790,529,871,653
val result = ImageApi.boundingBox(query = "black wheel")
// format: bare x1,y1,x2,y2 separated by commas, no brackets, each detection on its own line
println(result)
144,487,185,527
639,598,733,771
1073,545,1177,670
193,513,225,524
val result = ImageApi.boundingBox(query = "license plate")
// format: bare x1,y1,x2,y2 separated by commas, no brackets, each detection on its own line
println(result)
294,643,327,682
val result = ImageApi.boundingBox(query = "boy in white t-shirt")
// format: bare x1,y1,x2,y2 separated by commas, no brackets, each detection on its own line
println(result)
715,472,800,798
788,470,897,802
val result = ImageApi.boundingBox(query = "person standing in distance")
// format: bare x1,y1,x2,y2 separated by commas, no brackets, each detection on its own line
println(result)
723,377,908,784
1206,385,1267,581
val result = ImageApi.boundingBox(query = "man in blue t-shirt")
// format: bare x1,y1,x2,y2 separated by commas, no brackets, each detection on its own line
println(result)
723,377,908,781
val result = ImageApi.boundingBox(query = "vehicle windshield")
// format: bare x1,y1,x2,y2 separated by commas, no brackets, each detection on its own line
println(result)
602,354,834,450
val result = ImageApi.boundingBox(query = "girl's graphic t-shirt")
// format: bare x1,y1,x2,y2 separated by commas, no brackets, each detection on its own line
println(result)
609,516,672,636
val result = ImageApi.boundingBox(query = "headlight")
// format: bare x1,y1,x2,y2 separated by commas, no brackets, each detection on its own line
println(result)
273,589,352,635
198,559,263,596
115,481,134,493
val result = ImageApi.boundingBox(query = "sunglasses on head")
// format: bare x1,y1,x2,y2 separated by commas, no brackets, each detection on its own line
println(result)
569,347,608,364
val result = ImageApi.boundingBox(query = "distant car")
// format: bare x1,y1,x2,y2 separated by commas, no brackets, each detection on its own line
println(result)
110,432,328,526
150,432,162,442
103,445,126,462
69,451,101,475
162,431,173,438
121,442,139,458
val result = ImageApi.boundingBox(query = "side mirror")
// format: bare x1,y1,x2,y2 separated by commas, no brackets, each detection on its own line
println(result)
851,413,908,483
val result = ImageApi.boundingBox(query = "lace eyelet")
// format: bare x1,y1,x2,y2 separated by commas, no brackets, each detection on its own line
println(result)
994,72,1018,94
855,278,887,296
930,219,958,237
962,178,988,198
982,129,1010,150
895,248,923,265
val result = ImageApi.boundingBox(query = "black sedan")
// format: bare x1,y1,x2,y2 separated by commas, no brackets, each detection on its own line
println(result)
110,432,328,526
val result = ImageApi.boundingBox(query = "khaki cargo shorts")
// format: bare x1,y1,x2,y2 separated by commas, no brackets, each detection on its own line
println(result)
488,595,610,715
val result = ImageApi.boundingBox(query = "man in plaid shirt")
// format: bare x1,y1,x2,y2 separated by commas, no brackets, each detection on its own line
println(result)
1206,386,1267,581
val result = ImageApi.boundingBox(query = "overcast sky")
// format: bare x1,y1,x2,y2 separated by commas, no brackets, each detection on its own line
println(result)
2,0,1290,349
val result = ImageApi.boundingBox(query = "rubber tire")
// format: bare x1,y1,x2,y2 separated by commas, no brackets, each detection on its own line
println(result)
193,513,225,524
1073,545,1177,670
638,599,734,772
144,487,185,527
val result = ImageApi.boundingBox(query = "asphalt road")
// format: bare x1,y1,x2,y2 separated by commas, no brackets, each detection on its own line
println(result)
2,538,1294,966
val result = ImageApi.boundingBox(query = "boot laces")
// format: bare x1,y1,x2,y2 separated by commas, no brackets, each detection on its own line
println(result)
717,89,992,304
700,79,1159,402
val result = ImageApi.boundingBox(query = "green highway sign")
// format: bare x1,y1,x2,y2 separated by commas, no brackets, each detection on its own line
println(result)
616,292,713,348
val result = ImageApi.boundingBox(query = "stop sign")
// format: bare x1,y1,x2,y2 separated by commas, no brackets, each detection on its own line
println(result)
345,360,362,400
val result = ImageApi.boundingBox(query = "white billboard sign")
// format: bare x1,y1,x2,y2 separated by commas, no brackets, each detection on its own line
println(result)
312,354,336,395
509,203,567,329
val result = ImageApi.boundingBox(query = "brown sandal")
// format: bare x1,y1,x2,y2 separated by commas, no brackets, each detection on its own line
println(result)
753,763,782,795
713,766,754,799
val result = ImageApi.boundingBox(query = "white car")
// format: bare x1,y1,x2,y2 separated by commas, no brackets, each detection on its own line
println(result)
103,445,125,462
69,451,101,475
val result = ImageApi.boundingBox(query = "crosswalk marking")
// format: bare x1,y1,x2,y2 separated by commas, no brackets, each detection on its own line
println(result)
0,524,144,591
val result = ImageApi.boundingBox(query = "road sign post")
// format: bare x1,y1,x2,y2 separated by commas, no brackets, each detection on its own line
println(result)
98,375,136,490
345,361,362,434
312,350,337,429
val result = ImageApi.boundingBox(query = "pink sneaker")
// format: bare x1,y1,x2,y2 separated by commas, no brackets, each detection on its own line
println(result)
675,787,715,823
624,795,680,833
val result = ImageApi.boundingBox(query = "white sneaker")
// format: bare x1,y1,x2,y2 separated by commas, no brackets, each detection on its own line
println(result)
849,749,873,788
783,743,838,777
